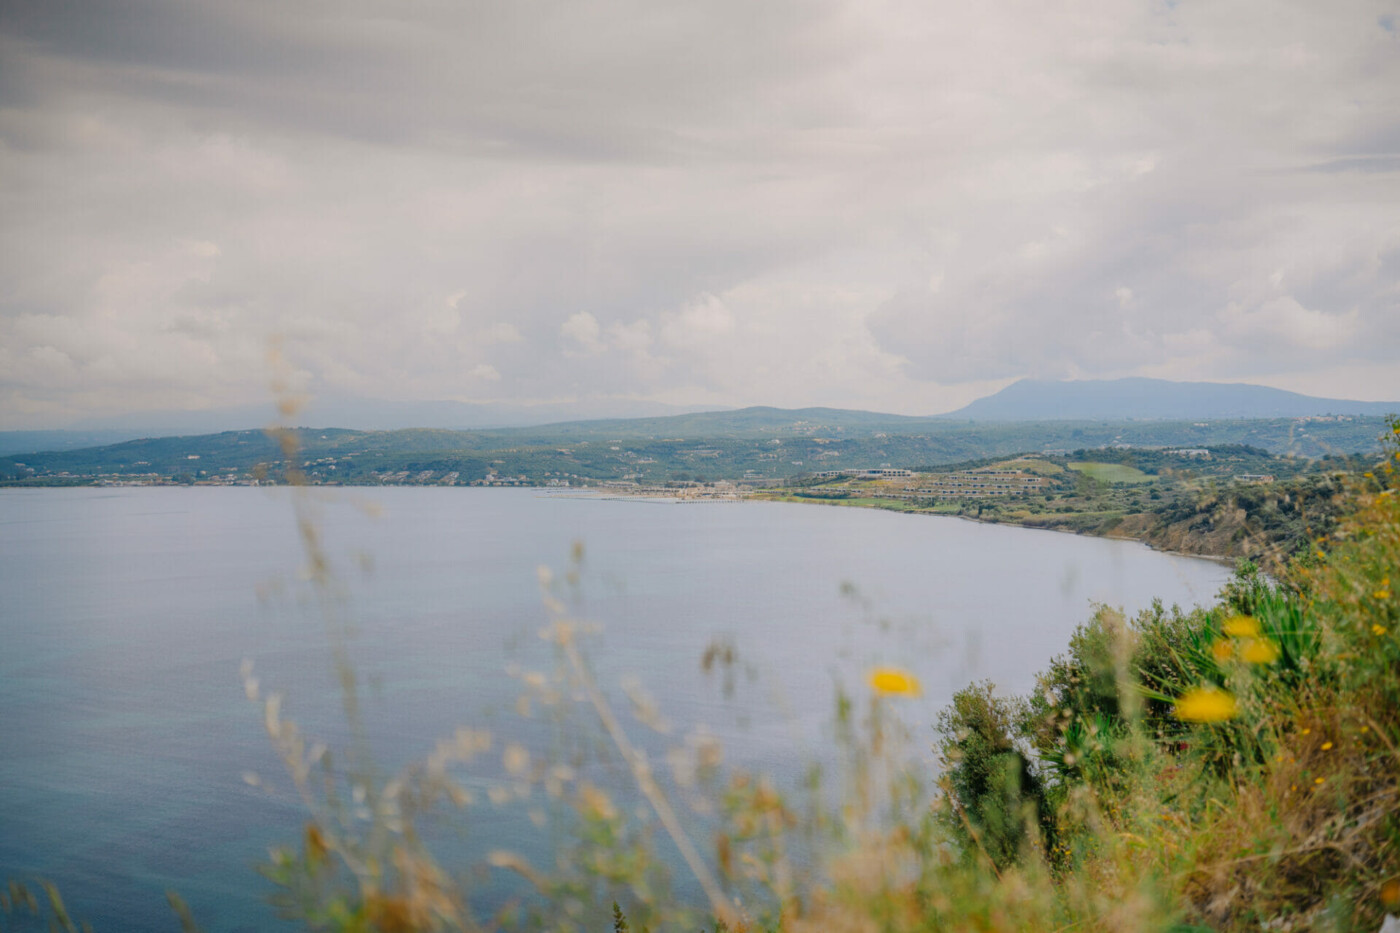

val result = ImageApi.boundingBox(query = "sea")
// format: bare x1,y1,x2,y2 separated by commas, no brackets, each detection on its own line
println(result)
0,487,1232,931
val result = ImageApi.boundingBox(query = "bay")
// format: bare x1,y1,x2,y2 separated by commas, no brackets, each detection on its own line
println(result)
0,487,1230,931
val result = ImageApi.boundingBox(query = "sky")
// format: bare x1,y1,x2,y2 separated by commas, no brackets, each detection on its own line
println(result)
1,0,1398,429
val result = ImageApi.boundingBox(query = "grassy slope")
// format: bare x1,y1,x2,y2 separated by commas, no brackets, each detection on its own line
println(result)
1067,461,1154,483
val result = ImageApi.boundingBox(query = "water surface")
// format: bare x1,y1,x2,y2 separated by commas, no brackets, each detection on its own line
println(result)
0,487,1230,931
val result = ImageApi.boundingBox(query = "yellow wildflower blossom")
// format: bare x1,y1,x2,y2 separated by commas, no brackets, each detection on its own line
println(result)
1321,741,1333,751
1222,614,1260,638
576,782,618,821
869,667,922,697
1240,638,1280,665
1374,625,1389,636
1211,639,1234,662
1174,687,1238,723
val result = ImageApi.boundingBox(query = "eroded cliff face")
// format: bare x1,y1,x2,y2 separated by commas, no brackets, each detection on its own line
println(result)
1140,506,1253,558
1032,495,1329,564
1030,508,1251,561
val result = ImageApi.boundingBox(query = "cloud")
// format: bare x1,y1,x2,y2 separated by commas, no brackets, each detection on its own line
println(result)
469,363,501,382
1219,297,1360,351
560,311,606,356
1,0,1398,426
660,294,736,347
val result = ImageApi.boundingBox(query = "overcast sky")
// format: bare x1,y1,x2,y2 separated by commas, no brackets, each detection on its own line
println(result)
2,0,1398,427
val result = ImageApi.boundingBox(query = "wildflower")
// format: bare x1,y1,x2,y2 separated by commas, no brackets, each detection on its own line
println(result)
1314,777,1325,785
1321,741,1333,751
304,822,328,867
869,667,922,697
503,743,530,777
1240,638,1280,665
1222,614,1260,638
1174,687,1238,723
576,783,618,821
1374,625,1389,636
1211,639,1234,662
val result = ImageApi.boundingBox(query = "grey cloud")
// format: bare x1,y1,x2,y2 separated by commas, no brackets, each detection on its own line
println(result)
1,0,852,158
1,0,1399,426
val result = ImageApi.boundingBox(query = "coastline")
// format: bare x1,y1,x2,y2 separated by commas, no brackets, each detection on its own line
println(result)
0,480,1258,565
750,491,1244,565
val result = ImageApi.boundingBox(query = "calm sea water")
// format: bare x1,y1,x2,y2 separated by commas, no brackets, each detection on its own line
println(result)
0,487,1231,931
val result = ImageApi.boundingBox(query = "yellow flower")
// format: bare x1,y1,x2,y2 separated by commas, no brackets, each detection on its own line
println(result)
1174,687,1238,723
1211,639,1234,662
1314,777,1325,785
1240,638,1280,665
575,783,618,821
1374,624,1389,636
1375,590,1392,600
1383,877,1400,911
1223,614,1260,638
869,667,922,697
1321,741,1333,750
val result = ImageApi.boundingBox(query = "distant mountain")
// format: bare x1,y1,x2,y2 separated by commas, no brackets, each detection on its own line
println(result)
498,405,932,439
941,379,1400,421
58,396,728,435
0,430,146,457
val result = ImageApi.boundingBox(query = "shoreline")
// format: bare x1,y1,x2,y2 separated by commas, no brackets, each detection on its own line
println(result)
751,491,1242,565
0,481,1247,565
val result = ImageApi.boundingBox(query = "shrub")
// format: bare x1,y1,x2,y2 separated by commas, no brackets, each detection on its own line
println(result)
935,682,1052,870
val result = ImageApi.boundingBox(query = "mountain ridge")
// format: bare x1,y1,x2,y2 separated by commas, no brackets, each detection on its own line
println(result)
940,378,1399,421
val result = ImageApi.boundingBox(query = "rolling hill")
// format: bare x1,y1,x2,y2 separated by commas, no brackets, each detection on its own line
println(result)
941,378,1399,421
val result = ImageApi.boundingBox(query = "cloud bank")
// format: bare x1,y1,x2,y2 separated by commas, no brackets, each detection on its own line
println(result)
1,0,1397,426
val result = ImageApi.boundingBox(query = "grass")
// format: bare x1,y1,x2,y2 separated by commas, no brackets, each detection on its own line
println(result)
992,457,1066,476
1068,461,1156,484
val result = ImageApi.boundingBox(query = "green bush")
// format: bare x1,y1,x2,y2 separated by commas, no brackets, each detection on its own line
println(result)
935,682,1052,870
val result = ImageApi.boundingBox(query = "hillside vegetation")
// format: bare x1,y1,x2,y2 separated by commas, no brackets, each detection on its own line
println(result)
769,443,1369,566
0,414,1390,488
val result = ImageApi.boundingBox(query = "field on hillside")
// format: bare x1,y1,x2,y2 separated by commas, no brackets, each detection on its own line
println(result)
1068,461,1155,484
